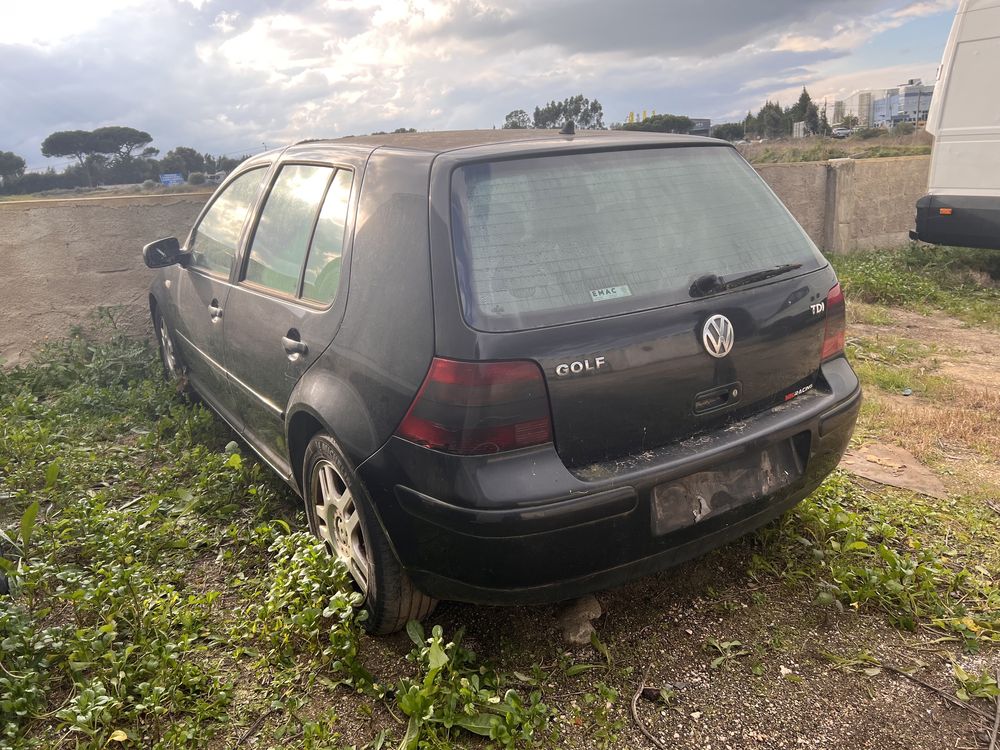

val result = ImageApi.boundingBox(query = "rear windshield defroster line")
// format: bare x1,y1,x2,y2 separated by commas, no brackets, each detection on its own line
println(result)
449,146,825,332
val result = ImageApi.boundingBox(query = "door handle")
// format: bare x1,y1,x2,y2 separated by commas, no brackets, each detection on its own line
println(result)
208,300,223,322
282,334,308,358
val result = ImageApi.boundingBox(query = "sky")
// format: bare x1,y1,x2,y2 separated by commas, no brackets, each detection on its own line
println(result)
0,0,958,172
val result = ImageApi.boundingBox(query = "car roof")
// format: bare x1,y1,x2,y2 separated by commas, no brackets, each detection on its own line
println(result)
238,129,731,172
292,129,723,155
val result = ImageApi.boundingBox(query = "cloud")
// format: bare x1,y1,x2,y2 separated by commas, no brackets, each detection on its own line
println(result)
0,1,148,48
0,0,957,170
426,0,880,57
773,0,958,53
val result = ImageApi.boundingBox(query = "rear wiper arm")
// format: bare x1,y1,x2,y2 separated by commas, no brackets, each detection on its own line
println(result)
690,263,801,297
723,263,802,290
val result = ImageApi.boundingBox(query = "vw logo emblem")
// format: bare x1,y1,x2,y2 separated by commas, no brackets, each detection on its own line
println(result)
702,314,735,358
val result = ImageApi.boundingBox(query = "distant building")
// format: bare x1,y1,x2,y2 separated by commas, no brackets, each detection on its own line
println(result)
832,100,845,125
872,79,935,127
834,79,933,128
688,118,711,136
838,89,889,127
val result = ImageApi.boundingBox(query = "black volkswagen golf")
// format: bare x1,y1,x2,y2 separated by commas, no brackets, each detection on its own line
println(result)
143,129,861,633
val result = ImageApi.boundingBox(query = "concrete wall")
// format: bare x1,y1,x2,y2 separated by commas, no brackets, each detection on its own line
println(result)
840,155,929,251
757,155,929,253
0,155,930,364
0,192,211,365
755,161,830,247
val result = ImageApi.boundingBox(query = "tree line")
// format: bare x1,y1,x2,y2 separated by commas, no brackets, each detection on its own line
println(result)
499,88,833,141
503,95,606,130
0,88,847,195
738,87,827,139
502,96,703,134
0,126,249,196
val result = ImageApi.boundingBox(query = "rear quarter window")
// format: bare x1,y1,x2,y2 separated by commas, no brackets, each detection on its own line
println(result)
450,146,824,332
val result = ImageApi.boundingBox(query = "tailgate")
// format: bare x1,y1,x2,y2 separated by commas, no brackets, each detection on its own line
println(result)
536,270,833,467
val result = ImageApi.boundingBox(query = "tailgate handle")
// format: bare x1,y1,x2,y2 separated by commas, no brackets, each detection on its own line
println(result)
693,382,741,415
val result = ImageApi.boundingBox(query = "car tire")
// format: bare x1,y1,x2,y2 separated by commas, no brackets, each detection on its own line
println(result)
153,307,193,397
302,433,437,634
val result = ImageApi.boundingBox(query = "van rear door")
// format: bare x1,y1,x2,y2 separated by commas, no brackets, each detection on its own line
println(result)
917,0,1000,249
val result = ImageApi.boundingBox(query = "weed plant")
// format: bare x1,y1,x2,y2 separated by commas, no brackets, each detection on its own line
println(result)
753,473,1000,649
3,302,997,747
831,245,1000,328
0,316,550,749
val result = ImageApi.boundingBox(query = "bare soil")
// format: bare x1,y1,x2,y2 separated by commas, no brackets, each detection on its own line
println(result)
852,307,1000,392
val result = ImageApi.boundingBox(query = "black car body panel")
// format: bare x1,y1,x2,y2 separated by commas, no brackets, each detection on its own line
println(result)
358,357,859,602
427,140,832,468
285,147,437,471
145,129,860,606
426,269,831,468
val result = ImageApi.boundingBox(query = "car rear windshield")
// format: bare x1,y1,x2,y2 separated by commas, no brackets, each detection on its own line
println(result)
450,145,825,332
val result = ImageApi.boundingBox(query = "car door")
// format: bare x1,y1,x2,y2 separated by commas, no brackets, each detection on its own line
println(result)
223,162,357,472
172,166,270,426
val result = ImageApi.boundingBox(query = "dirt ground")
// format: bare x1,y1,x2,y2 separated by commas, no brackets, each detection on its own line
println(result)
851,306,1000,391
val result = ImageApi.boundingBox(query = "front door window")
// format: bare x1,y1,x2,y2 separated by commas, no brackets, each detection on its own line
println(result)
189,168,268,276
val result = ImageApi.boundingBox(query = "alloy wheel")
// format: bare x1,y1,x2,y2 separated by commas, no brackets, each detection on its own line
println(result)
312,459,370,593
160,319,179,378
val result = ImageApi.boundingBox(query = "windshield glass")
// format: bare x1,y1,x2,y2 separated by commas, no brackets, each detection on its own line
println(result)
450,145,824,332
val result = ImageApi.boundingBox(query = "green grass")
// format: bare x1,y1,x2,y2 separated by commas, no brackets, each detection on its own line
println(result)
749,142,850,164
846,334,950,398
746,143,930,164
847,302,895,326
0,319,550,750
850,144,931,159
753,473,1000,647
831,245,1000,329
2,305,998,747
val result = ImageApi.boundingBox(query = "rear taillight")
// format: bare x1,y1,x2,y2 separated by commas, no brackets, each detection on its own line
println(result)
820,282,846,361
396,357,553,455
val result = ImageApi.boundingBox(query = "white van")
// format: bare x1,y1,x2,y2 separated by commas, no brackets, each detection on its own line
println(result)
912,0,1000,249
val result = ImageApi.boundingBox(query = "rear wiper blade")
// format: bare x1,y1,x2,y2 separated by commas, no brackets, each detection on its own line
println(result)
690,263,801,297
722,263,802,290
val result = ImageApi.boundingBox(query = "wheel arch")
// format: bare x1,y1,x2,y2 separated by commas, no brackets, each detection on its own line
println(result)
286,408,327,495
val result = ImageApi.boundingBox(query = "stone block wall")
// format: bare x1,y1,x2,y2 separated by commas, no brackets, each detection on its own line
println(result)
754,161,830,247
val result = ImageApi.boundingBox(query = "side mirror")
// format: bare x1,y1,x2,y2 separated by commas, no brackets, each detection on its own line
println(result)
142,237,185,268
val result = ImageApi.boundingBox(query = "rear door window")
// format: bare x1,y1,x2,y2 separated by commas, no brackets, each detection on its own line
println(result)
243,164,334,296
450,146,824,332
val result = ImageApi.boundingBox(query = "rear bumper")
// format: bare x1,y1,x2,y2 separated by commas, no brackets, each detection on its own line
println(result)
912,194,1000,250
358,358,861,604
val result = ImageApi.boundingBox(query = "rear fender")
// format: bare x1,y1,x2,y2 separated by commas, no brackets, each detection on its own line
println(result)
285,368,380,492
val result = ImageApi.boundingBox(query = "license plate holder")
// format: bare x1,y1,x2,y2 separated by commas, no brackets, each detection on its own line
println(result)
651,438,805,536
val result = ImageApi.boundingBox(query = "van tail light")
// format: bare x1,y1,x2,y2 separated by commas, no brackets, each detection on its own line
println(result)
396,357,553,455
820,282,846,361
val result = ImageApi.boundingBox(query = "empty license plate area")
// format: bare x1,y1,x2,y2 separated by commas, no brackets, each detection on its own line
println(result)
651,433,808,536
